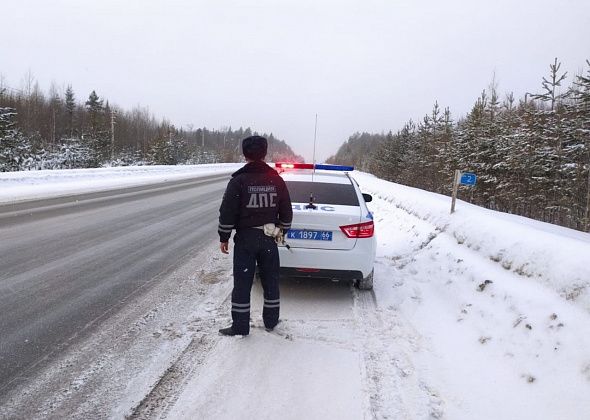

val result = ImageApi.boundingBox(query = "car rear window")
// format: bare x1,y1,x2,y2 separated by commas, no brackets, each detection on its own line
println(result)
285,181,359,206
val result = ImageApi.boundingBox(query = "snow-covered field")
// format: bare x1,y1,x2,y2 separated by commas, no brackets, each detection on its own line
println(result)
2,164,589,419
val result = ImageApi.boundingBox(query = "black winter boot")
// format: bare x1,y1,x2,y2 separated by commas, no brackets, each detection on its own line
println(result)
265,320,281,332
219,326,248,336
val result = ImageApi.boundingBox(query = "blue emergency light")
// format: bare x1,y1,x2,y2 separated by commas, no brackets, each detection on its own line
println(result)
315,164,354,171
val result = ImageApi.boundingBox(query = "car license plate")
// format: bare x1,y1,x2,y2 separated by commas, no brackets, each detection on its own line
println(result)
287,229,332,241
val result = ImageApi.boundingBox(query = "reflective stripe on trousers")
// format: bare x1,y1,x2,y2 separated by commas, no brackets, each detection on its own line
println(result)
231,229,280,334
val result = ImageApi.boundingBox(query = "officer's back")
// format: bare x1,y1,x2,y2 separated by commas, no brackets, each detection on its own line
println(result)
218,136,292,336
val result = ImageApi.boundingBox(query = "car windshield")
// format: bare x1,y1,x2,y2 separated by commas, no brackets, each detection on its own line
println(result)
285,181,359,206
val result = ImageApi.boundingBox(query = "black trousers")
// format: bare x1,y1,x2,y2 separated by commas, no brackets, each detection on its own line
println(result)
231,229,280,334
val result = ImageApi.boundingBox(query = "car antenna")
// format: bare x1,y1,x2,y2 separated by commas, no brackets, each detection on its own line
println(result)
305,113,319,210
305,192,317,210
312,113,318,183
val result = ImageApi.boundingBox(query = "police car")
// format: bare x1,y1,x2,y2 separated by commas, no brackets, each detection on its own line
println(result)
275,163,376,290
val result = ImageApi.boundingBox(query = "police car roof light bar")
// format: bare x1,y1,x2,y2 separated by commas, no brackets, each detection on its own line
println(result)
275,162,354,172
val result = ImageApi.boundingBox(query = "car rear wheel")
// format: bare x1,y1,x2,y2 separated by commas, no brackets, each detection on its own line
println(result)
355,269,374,290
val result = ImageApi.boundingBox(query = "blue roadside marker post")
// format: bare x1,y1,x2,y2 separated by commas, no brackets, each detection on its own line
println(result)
451,170,477,213
460,172,477,186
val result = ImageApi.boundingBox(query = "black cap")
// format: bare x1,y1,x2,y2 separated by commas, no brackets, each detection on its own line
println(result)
242,135,268,161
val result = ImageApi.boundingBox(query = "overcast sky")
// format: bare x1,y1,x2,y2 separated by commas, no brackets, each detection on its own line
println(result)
2,0,589,161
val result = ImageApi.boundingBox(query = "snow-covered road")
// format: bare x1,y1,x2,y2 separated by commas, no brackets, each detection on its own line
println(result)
165,279,366,420
1,165,589,419
147,179,590,420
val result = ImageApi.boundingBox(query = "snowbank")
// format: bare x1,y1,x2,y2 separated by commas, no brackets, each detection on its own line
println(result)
354,172,590,311
0,164,242,204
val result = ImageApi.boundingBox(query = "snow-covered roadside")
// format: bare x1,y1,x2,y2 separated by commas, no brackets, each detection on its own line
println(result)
3,167,589,419
163,278,367,420
0,164,242,204
0,243,235,420
366,193,590,419
354,172,590,312
161,173,590,420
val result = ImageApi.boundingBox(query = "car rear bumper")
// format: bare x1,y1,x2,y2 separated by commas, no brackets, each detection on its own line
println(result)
278,241,375,279
279,267,364,281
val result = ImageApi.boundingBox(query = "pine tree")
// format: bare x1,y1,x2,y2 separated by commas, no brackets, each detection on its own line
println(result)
568,60,590,230
0,107,32,171
370,130,393,179
395,121,418,186
57,137,93,169
147,135,176,165
479,85,503,209
493,93,521,212
421,102,450,192
435,107,456,194
530,58,570,223
455,91,489,205
64,85,76,137
83,90,111,164
85,90,103,131
0,107,17,136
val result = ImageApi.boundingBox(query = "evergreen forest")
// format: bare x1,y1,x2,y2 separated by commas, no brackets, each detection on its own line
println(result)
2,58,590,232
0,75,302,171
327,59,590,232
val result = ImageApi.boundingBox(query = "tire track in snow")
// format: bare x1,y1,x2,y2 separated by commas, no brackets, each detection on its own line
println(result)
0,247,234,420
128,324,221,419
352,286,444,420
127,284,234,419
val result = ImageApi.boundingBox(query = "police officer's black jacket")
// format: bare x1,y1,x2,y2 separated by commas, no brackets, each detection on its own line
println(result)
218,161,293,242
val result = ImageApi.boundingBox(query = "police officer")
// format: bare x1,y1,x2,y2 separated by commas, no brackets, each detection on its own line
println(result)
218,135,293,336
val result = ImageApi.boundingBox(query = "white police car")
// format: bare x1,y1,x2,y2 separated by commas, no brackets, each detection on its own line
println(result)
275,163,376,290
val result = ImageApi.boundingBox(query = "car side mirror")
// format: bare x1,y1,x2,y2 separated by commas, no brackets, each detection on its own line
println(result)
362,193,372,203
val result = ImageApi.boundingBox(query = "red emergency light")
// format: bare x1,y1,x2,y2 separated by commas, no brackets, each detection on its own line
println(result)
275,162,315,170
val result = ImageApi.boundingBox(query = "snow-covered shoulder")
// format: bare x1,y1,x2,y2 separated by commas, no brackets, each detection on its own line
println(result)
0,164,242,204
353,171,590,311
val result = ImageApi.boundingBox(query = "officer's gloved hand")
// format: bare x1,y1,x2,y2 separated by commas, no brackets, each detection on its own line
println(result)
275,229,288,245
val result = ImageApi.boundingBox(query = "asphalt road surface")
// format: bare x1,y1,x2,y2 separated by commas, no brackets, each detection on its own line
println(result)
0,173,230,394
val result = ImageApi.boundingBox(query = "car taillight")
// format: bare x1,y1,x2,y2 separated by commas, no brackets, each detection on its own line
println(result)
340,221,374,238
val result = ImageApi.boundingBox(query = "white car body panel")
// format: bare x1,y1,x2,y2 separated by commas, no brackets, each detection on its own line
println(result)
277,169,376,280
286,204,360,250
279,241,376,278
